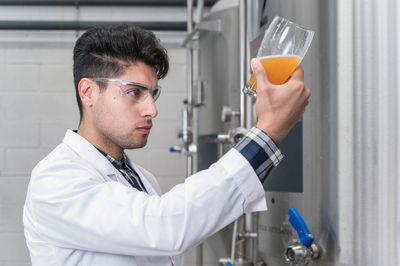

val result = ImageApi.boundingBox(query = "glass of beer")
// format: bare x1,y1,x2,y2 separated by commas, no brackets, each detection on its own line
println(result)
243,16,314,97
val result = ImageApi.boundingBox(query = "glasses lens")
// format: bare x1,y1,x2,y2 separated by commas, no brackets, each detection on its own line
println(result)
124,85,161,102
93,78,161,103
151,87,161,101
124,85,147,102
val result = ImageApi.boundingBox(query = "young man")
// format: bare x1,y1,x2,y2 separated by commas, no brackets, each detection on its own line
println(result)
23,24,310,265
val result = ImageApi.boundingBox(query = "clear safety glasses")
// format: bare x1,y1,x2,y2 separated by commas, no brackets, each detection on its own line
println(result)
92,77,161,103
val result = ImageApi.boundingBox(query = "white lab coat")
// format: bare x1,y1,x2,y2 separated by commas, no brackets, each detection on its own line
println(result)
23,130,267,266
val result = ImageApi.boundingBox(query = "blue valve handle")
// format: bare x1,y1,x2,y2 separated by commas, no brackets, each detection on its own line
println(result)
288,208,314,248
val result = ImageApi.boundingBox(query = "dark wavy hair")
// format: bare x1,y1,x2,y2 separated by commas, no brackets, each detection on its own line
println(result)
73,24,169,120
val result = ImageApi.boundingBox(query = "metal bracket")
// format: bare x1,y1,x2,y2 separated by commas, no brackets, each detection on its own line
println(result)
194,80,206,107
181,19,222,47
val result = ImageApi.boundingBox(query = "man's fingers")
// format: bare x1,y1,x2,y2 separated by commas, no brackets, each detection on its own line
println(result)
290,66,304,81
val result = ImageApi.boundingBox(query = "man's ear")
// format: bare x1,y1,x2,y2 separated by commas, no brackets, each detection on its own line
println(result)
78,78,97,108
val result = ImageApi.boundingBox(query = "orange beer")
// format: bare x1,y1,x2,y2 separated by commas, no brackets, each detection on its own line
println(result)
247,55,302,88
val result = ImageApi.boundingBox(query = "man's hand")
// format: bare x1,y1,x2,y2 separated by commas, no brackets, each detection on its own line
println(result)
252,58,310,144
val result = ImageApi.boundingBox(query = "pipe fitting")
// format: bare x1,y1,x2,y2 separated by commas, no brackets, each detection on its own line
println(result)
217,127,248,146
285,243,319,265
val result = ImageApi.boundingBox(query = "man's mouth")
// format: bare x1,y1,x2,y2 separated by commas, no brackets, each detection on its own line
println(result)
136,125,152,134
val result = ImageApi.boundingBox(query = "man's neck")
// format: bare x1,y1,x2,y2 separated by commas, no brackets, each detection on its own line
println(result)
77,124,124,161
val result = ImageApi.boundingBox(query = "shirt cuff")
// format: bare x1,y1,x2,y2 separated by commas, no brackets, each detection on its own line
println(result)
234,127,283,183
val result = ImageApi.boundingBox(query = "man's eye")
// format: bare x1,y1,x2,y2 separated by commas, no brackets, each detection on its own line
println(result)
127,88,141,96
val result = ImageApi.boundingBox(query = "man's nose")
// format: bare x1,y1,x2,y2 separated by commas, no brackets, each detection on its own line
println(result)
140,95,158,118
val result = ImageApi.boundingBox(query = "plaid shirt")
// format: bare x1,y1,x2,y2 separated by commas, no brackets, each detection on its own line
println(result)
97,149,147,192
234,127,283,183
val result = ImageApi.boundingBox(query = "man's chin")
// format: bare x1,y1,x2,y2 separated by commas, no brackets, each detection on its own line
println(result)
123,139,148,150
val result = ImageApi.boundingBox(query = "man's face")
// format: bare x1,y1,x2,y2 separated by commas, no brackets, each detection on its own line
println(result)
92,62,159,150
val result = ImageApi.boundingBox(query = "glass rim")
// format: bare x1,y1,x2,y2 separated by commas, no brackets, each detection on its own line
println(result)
257,16,315,59
268,16,315,35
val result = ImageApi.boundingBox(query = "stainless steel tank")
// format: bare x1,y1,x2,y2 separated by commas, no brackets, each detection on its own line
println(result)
197,0,400,265
195,0,242,261
254,0,400,265
197,0,241,168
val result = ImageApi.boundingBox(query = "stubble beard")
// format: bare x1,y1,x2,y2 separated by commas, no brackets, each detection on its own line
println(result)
95,122,150,151
122,133,149,150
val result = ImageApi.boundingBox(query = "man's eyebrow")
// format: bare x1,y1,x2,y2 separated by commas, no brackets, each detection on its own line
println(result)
124,82,149,89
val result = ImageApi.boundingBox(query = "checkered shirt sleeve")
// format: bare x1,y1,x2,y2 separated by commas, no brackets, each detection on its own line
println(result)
234,127,283,183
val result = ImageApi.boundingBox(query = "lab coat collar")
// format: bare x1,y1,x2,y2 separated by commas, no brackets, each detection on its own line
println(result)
62,129,120,177
62,130,158,195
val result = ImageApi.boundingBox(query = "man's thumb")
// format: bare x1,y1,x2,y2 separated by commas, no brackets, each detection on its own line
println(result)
250,58,271,90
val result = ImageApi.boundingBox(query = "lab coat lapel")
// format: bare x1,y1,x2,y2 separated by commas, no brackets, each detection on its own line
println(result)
62,130,159,193
62,130,129,186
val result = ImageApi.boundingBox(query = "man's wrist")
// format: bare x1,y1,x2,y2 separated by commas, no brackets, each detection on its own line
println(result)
255,123,285,145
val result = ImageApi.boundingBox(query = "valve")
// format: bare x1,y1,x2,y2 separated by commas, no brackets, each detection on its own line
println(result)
170,105,196,157
181,108,192,144
285,243,319,264
217,127,248,146
169,143,197,156
217,258,233,266
284,208,319,265
288,208,314,248
221,106,240,122
169,146,183,153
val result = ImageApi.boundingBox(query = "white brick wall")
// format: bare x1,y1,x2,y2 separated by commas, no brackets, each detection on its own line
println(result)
0,5,223,266
0,41,77,265
0,38,193,264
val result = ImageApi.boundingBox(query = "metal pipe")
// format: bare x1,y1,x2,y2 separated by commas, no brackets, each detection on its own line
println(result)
230,219,238,262
195,0,204,23
239,0,247,128
185,0,194,175
186,0,194,108
240,0,258,264
246,0,259,129
244,213,253,262
252,212,259,263
0,0,217,6
0,21,186,31
186,0,201,264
